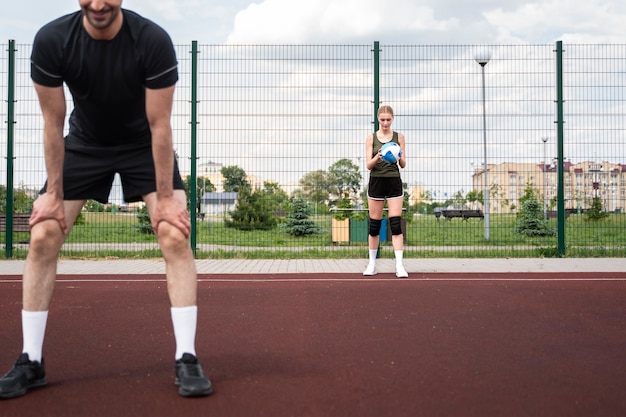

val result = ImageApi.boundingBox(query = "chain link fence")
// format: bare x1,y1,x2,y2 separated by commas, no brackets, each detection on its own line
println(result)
2,42,625,258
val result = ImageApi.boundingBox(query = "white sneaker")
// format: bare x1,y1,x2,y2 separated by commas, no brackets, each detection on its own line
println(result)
363,265,378,276
395,264,408,278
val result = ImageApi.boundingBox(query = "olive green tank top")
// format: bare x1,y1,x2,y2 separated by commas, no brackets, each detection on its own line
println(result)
371,131,400,178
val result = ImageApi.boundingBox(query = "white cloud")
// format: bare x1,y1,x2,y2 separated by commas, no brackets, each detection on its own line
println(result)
3,0,626,45
226,0,459,44
484,0,626,43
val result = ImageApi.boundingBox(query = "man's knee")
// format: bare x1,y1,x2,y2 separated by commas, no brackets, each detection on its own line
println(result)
368,217,382,236
156,221,189,249
29,220,65,249
389,216,403,235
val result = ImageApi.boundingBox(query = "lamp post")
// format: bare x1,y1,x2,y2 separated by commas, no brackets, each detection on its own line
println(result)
541,136,549,220
470,161,475,209
475,51,491,241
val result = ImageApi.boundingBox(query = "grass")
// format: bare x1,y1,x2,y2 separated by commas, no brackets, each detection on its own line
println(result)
2,212,625,259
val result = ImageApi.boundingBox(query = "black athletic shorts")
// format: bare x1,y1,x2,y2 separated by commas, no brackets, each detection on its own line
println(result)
367,176,404,200
40,139,184,203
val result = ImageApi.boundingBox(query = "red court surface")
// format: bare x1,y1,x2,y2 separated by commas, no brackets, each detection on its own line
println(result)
1,272,625,417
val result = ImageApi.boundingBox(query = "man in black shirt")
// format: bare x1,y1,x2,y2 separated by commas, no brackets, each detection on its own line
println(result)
0,0,212,398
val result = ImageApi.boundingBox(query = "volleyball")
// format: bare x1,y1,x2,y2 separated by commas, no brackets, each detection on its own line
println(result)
380,142,402,163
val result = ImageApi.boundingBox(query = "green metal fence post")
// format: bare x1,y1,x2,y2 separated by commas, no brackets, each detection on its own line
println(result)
373,41,380,131
5,40,17,258
372,41,381,257
555,41,566,257
190,41,199,253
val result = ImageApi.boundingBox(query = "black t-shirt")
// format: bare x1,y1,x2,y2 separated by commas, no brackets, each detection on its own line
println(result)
31,9,178,146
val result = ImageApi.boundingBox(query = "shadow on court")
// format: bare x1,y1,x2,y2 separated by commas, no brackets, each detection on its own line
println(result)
1,272,625,417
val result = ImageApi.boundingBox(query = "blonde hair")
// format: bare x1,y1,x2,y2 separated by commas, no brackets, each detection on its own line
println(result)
377,105,394,117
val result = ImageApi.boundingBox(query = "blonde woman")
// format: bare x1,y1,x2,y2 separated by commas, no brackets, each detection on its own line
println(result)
363,106,408,277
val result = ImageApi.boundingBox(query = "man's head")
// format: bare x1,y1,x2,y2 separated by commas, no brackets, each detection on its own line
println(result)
79,0,123,39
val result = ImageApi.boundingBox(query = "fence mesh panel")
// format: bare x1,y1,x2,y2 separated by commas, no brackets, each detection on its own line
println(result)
2,42,625,258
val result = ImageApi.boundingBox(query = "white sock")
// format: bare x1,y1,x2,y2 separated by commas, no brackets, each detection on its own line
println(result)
394,250,404,265
22,310,48,363
368,249,378,266
171,306,198,360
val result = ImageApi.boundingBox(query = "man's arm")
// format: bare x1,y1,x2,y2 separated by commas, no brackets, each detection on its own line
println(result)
146,85,175,199
31,82,68,233
145,85,191,237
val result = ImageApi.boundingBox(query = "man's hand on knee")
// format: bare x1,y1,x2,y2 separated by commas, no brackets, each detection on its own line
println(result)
29,193,68,235
151,197,191,238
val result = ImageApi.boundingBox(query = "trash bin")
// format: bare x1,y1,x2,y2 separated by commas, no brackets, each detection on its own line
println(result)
331,218,349,243
349,218,368,242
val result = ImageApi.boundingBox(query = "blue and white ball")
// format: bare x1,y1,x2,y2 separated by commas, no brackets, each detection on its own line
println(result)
380,142,402,163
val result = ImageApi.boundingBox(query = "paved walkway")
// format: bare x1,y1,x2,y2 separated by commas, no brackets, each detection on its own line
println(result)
2,257,625,275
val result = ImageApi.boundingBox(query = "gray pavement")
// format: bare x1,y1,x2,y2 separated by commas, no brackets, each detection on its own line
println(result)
1,257,625,275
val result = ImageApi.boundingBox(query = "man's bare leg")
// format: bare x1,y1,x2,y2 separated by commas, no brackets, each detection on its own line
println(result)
143,190,212,396
0,200,84,399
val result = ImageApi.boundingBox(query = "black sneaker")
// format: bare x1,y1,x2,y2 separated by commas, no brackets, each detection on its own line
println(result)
174,353,213,397
0,353,47,399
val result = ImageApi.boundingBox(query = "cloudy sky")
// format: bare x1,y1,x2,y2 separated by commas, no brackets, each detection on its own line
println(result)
2,0,626,45
3,0,626,204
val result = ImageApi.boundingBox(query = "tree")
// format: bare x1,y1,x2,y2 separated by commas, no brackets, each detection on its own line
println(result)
517,182,539,209
221,165,249,192
0,185,34,213
299,170,331,205
284,197,323,236
135,205,154,234
183,175,215,215
514,185,555,237
84,200,105,212
474,190,484,206
262,181,290,217
327,159,361,206
451,189,467,209
466,189,481,209
585,196,609,221
332,196,353,220
226,184,276,230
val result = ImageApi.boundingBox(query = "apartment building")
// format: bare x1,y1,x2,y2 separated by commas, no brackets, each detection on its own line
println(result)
471,160,626,214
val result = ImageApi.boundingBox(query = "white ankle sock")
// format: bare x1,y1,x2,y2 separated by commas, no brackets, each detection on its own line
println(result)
368,249,378,265
394,250,404,265
22,310,48,363
171,306,198,360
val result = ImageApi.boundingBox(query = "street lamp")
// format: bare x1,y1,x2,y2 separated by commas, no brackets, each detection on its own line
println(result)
541,136,549,220
470,161,475,209
475,51,491,241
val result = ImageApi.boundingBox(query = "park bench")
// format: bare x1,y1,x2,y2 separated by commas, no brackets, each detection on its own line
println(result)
546,210,571,219
440,209,484,220
0,213,31,243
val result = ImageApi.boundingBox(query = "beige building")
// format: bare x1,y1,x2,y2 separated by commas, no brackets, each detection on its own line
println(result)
408,184,426,206
471,160,626,214
196,161,228,192
191,161,265,192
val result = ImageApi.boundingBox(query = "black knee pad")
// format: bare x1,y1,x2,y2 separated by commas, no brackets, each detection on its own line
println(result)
368,218,382,236
389,216,403,235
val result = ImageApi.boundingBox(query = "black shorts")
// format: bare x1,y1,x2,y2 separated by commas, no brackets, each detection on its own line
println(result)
367,176,404,200
40,140,184,203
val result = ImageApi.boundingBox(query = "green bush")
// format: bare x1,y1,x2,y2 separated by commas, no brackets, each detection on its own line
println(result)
135,206,154,234
284,198,323,236
514,196,555,237
585,197,609,221
226,186,277,231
